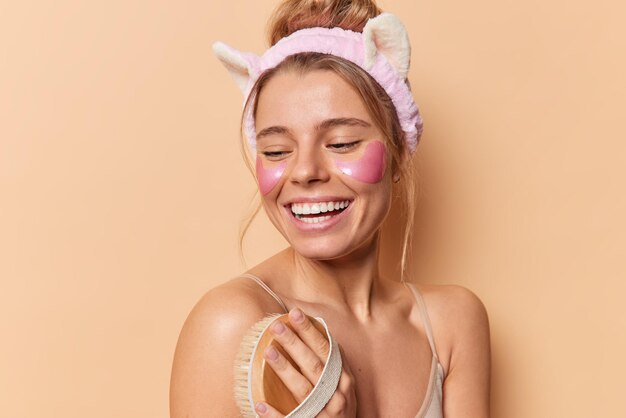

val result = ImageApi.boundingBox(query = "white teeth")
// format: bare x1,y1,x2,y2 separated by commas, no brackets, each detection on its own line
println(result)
298,215,332,223
290,200,351,216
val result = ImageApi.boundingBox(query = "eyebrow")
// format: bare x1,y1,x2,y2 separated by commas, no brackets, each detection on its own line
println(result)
256,117,372,141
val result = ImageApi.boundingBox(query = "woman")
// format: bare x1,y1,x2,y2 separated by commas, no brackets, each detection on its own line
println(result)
170,1,491,417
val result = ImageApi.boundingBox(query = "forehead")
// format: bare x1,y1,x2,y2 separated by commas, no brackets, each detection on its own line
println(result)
254,70,373,134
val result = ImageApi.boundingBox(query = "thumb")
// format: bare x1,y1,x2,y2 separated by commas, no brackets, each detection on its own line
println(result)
337,344,354,377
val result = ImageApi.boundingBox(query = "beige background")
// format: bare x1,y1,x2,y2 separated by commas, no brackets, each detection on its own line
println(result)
1,0,624,417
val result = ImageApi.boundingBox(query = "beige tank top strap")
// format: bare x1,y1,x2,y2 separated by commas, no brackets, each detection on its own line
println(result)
239,273,289,313
403,281,440,361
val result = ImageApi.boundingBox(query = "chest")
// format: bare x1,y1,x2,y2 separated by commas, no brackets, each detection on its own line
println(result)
332,324,435,417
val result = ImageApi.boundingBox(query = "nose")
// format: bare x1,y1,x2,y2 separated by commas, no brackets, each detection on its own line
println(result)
288,145,331,186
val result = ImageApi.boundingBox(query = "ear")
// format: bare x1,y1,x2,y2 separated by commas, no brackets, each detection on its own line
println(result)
362,13,411,79
212,41,260,94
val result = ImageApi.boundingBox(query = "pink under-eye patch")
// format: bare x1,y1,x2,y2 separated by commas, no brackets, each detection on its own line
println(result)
256,157,287,195
335,141,387,184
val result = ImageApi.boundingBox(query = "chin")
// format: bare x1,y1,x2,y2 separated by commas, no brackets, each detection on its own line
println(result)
288,233,378,262
289,238,353,261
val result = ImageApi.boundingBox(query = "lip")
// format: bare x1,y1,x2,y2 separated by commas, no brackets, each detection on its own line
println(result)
283,199,354,233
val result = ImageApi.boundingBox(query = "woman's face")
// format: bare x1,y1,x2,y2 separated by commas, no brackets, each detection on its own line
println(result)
254,69,394,260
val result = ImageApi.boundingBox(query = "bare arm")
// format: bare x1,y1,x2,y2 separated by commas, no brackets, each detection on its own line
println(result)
169,280,273,417
440,286,491,417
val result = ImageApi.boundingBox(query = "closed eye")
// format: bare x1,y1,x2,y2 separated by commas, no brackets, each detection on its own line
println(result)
262,151,288,157
328,140,361,151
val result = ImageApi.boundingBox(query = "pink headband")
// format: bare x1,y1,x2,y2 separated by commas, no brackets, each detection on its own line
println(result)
212,12,423,154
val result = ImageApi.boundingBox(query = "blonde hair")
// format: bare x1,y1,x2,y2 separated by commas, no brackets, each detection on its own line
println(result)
238,0,418,282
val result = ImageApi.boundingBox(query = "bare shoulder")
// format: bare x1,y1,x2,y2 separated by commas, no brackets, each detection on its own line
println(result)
416,283,491,415
414,284,491,372
418,283,490,327
169,277,285,418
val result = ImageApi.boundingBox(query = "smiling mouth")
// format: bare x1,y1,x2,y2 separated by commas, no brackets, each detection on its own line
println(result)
288,200,352,224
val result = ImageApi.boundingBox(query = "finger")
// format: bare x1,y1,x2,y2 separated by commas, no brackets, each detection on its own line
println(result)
264,345,314,403
322,390,349,416
288,308,331,361
269,318,327,385
338,344,349,373
337,363,355,393
254,401,285,418
320,369,355,417
338,344,355,378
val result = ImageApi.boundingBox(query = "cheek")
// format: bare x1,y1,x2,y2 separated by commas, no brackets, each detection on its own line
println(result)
256,157,287,195
335,141,387,184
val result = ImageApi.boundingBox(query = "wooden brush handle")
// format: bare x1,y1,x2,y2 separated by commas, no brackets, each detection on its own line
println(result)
250,314,342,417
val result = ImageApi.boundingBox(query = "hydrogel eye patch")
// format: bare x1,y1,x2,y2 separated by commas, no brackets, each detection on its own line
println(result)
334,141,386,184
256,157,287,195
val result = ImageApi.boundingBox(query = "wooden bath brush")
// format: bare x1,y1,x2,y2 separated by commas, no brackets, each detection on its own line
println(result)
233,313,342,417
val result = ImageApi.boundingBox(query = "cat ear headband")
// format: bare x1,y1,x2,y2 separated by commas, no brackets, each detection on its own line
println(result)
212,12,423,154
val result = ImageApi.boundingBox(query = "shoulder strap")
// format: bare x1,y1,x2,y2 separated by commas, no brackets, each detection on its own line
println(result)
239,273,289,313
403,281,440,361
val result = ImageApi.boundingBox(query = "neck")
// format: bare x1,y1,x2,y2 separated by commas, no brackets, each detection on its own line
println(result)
286,232,383,322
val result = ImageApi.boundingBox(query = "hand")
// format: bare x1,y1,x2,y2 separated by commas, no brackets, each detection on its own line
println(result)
254,307,357,417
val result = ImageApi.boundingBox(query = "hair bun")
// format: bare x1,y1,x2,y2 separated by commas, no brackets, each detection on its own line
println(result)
267,0,382,45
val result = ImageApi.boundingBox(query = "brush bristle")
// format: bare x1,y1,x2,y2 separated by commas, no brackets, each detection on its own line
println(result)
233,313,284,417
